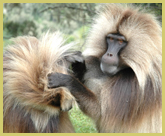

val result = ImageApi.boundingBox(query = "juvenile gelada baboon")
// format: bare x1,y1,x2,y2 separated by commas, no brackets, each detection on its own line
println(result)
48,4,162,133
3,32,80,133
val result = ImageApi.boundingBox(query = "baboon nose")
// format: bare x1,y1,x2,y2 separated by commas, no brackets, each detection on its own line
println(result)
107,53,113,57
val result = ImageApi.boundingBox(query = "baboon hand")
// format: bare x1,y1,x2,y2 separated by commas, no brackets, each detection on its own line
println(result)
65,51,84,63
66,51,86,81
47,73,72,89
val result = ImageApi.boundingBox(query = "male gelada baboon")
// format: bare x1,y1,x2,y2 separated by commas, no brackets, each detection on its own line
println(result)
3,32,80,133
48,4,162,133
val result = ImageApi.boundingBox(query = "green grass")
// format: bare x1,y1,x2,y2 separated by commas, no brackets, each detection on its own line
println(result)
69,106,97,133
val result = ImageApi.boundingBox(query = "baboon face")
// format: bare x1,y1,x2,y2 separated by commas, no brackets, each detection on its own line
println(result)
100,33,128,76
84,4,162,82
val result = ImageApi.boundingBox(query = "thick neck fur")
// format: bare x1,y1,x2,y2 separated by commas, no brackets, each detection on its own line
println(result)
101,68,161,131
84,56,162,132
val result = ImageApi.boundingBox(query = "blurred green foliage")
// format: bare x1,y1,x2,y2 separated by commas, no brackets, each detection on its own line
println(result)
4,20,37,37
3,3,97,48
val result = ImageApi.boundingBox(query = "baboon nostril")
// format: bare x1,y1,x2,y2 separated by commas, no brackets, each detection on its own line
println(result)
107,53,113,57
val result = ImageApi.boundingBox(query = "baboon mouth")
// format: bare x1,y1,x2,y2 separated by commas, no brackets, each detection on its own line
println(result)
100,63,119,76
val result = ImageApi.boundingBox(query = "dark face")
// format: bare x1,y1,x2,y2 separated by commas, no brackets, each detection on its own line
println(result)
100,33,127,76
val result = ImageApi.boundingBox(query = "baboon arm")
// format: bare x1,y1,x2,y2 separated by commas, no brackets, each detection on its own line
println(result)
48,73,101,119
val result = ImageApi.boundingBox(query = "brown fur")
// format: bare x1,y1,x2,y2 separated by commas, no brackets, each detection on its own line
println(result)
3,32,76,133
82,4,162,133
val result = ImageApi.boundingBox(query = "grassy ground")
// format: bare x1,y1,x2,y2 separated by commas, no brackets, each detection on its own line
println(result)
69,106,97,133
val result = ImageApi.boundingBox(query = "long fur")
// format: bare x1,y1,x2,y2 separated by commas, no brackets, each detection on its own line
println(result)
83,4,162,133
3,32,76,133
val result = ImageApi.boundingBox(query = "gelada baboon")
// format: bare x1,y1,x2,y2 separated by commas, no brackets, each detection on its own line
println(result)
3,32,80,133
48,4,162,133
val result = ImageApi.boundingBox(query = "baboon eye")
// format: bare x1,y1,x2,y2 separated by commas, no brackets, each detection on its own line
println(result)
110,37,114,42
118,39,123,44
